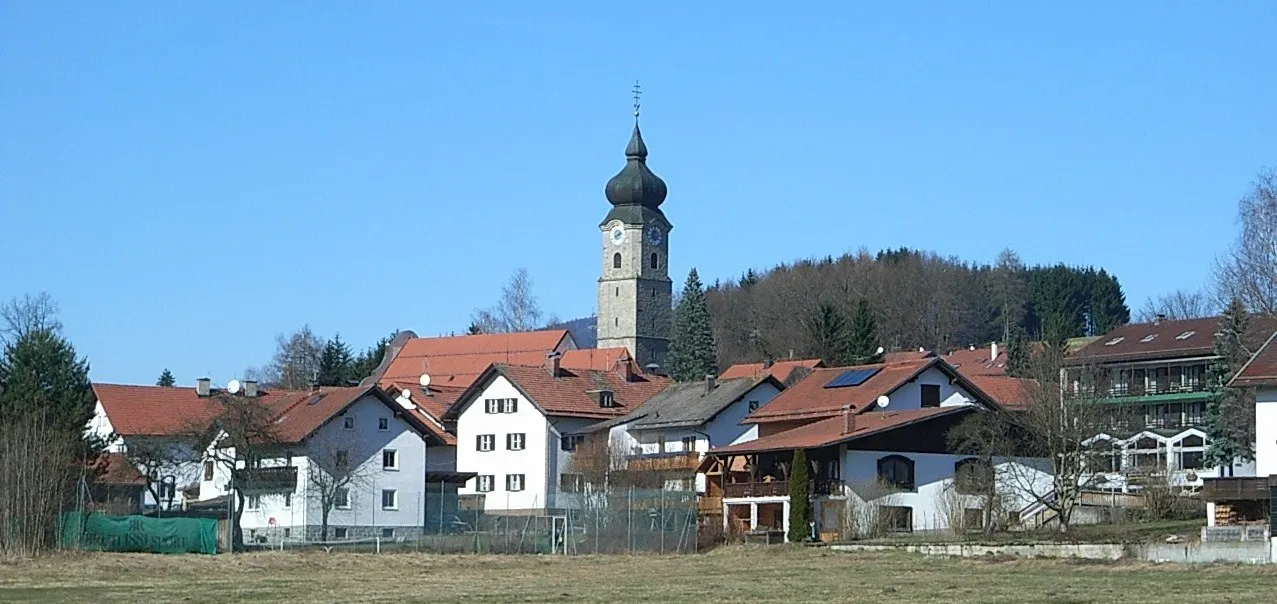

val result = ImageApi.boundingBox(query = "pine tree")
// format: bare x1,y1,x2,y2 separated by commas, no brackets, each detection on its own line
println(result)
1005,326,1032,378
1086,269,1129,335
848,299,884,364
0,329,96,438
156,368,175,387
317,334,354,387
787,448,811,543
1204,298,1255,476
667,268,718,382
803,303,852,365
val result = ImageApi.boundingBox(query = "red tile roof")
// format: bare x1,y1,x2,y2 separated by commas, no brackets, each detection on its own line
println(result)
92,383,297,437
447,364,671,421
883,350,935,364
380,330,572,387
94,453,146,486
711,407,971,455
965,375,1033,410
742,359,940,424
1067,316,1277,365
719,359,824,383
266,386,450,445
943,344,1008,376
1231,330,1277,388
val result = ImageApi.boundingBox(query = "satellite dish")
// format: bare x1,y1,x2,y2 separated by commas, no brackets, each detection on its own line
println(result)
418,373,431,387
876,395,890,409
400,388,412,400
875,346,885,356
227,379,242,394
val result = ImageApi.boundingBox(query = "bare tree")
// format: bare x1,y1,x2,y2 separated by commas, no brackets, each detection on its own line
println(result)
470,268,545,333
0,413,81,556
186,392,283,550
568,431,629,490
1216,168,1277,317
120,437,199,514
304,431,376,542
989,249,1028,342
949,350,1117,533
268,325,324,390
0,292,62,345
1136,288,1214,322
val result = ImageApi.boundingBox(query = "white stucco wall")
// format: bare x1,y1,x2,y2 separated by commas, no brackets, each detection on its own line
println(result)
867,366,975,412
1256,386,1277,478
707,381,781,446
455,375,551,512
87,401,125,452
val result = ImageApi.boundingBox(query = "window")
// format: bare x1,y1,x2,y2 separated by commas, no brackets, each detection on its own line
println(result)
877,455,915,491
506,474,525,492
335,488,351,509
477,434,496,452
1175,330,1196,340
334,527,348,539
920,384,941,408
381,489,398,510
681,436,697,453
476,475,495,492
283,528,291,539
880,505,913,532
747,400,760,413
247,494,261,510
343,416,355,430
282,492,292,508
561,435,583,451
501,398,518,413
1179,450,1205,470
560,473,583,493
599,391,615,407
664,477,693,491
616,286,620,297
507,433,526,451
202,461,214,481
378,417,389,431
381,528,395,539
826,458,841,480
651,252,659,269
159,482,176,501
1140,334,1157,343
485,399,500,414
382,449,399,470
954,458,993,495
613,253,622,269
335,450,349,470
1104,337,1125,346
1179,434,1205,448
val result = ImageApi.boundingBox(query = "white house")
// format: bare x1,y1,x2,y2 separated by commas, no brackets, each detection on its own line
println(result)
191,384,459,543
703,358,1050,540
1202,331,1277,529
443,353,669,514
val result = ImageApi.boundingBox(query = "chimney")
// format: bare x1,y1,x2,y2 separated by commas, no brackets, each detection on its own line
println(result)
990,342,999,362
195,377,211,397
842,404,857,434
545,352,562,378
615,356,633,382
1155,314,1165,325
243,380,259,397
310,382,321,393
705,374,717,394
762,357,774,369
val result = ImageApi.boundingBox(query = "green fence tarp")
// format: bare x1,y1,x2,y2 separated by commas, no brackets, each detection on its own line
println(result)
60,513,218,554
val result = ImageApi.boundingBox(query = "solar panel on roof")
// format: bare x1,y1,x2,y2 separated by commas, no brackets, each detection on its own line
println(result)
823,368,881,389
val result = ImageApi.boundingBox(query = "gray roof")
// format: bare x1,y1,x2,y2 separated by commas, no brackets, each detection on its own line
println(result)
584,376,774,433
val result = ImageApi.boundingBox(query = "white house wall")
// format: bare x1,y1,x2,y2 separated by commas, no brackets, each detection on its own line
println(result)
707,381,781,446
455,375,552,512
87,401,125,452
875,366,975,412
1256,386,1277,478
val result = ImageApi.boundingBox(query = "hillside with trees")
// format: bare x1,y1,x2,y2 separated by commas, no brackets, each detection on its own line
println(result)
704,247,1129,368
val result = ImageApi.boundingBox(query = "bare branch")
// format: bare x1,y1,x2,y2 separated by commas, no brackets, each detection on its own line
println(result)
0,292,62,344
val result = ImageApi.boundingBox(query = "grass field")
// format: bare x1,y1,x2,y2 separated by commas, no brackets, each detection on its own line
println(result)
3,546,1276,604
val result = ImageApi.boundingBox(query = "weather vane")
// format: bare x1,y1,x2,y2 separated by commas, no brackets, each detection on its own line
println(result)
632,80,642,118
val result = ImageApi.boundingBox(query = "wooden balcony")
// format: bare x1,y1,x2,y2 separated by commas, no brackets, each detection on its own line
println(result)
234,466,297,491
723,479,844,499
1201,476,1277,502
626,452,701,472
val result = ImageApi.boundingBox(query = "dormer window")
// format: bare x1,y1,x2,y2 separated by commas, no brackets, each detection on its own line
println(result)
1104,337,1125,346
1175,330,1196,340
599,391,615,408
1140,334,1157,343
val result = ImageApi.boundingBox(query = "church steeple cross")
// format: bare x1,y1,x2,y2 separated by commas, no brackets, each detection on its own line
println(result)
632,81,642,118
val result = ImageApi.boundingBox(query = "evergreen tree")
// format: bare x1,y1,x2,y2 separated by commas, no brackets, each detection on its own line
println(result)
667,268,718,382
0,328,97,439
738,269,760,289
1005,326,1032,378
1204,298,1255,476
1086,269,1129,335
848,299,884,364
787,448,811,543
803,303,852,365
156,368,175,387
466,321,484,335
350,332,395,383
317,334,354,387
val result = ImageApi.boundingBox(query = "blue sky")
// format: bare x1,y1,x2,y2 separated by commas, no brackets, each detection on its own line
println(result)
2,2,1273,385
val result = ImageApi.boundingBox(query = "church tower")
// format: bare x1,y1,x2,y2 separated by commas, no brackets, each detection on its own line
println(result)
596,89,673,371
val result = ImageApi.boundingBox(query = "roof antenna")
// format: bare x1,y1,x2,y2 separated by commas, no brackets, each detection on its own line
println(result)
632,80,642,121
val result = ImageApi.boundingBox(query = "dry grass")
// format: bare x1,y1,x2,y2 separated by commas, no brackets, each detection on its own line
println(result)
2,546,1277,603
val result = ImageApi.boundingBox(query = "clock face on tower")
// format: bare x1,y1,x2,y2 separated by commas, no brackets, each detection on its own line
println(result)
609,224,626,246
647,224,663,246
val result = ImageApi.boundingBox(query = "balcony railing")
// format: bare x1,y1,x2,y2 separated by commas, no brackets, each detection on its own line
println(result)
234,466,298,491
723,479,844,499
625,451,701,472
1200,476,1277,502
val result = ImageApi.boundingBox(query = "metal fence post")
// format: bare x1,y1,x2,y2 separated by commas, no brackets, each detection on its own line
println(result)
627,486,633,554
